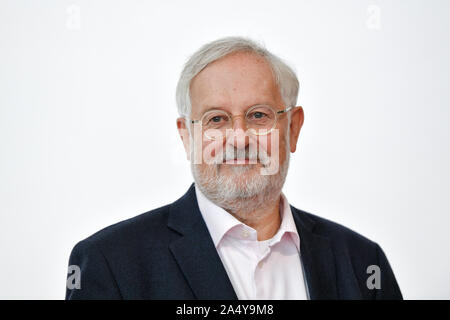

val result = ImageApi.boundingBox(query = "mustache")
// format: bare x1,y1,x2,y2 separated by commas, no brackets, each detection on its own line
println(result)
213,145,271,165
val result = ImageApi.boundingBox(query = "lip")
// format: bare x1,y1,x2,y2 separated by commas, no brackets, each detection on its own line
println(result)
223,159,258,164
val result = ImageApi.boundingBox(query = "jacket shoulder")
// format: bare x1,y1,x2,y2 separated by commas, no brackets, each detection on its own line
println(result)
293,208,402,299
297,209,378,251
72,204,172,253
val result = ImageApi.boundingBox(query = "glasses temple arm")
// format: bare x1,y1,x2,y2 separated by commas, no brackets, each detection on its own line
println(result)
277,106,295,114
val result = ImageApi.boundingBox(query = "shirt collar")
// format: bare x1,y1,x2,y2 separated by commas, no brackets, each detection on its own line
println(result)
274,192,300,251
195,185,242,247
194,184,300,252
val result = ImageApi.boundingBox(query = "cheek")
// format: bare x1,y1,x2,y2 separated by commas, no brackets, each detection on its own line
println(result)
202,139,224,159
257,136,270,154
257,132,282,154
258,130,287,160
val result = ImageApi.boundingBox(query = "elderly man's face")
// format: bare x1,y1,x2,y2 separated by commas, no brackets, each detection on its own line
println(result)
177,51,303,212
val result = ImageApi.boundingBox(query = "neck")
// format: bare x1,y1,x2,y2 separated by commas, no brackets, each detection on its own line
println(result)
228,195,282,241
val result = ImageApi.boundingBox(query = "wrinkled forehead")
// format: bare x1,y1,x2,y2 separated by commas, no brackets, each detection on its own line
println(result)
189,52,282,117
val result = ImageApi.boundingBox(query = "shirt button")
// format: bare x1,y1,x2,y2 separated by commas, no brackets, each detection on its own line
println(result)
242,230,250,238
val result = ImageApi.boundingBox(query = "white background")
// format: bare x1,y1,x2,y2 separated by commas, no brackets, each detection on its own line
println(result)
1,0,449,299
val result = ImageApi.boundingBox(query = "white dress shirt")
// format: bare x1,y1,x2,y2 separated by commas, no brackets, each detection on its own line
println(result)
195,185,309,300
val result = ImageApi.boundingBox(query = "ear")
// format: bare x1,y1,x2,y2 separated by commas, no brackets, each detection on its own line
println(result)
289,106,304,153
177,117,191,160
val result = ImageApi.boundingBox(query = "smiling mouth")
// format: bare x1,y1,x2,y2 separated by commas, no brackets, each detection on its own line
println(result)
222,158,259,164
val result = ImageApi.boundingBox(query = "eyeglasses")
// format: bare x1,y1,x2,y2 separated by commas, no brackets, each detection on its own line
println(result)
189,104,294,140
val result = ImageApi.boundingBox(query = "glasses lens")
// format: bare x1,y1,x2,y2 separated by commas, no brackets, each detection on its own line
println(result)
201,110,231,140
201,110,231,129
246,105,276,134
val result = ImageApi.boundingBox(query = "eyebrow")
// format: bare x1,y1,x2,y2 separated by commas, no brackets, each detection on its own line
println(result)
201,102,276,114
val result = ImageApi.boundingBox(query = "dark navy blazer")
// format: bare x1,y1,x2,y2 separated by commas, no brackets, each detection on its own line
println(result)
66,183,402,300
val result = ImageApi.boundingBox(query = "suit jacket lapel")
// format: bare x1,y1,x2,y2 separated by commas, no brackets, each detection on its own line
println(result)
167,184,238,300
291,206,339,299
167,183,338,300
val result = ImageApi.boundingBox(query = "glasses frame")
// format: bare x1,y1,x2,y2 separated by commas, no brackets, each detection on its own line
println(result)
188,105,295,140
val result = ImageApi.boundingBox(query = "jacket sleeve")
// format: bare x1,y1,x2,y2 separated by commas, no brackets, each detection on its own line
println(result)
65,239,122,300
374,243,403,300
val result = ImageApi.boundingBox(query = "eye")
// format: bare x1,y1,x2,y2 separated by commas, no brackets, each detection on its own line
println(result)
253,112,266,119
205,114,228,126
211,116,223,123
249,111,268,120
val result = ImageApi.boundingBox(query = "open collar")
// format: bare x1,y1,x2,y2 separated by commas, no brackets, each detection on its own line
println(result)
167,183,339,300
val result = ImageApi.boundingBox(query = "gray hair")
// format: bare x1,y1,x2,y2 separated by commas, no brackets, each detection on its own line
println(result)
176,36,299,118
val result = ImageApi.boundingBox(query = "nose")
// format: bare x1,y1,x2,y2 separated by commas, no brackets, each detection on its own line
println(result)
226,117,249,149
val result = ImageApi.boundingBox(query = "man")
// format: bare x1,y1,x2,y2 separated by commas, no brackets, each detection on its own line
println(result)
66,36,402,300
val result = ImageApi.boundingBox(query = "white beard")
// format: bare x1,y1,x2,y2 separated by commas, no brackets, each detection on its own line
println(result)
191,135,291,219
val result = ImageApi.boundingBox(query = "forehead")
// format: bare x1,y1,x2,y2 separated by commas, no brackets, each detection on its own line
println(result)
189,51,281,115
